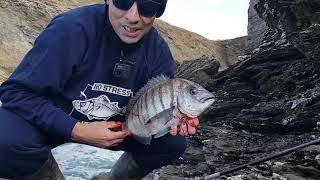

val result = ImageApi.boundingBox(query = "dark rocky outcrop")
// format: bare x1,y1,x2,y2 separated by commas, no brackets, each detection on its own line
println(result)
247,0,267,52
175,57,220,87
206,42,320,134
254,0,320,49
204,0,320,134
216,36,248,70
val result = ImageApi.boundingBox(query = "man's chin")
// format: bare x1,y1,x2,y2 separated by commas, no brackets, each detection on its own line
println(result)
120,36,141,44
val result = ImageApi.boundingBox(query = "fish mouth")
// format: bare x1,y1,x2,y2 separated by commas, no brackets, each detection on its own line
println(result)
201,95,216,103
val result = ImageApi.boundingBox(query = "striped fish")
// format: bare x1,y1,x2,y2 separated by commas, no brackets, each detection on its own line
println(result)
122,75,216,145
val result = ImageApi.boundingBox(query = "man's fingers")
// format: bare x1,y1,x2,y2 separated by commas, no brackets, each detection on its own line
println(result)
110,138,124,146
187,125,196,135
179,123,188,136
187,118,199,127
105,139,124,148
105,121,122,129
170,124,178,136
194,118,199,126
109,130,132,139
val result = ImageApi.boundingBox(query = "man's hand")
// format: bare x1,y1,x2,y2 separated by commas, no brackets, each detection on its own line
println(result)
71,121,132,148
169,117,199,136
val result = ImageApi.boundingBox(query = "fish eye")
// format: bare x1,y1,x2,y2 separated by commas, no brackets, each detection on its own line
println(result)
80,102,86,107
189,87,198,95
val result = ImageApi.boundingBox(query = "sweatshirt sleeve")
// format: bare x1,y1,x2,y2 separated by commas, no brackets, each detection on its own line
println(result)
0,14,88,140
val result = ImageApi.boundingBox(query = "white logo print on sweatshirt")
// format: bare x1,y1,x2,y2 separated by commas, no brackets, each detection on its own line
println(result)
72,95,125,120
70,83,129,120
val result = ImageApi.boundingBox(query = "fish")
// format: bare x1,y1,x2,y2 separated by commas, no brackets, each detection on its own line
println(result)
122,75,216,145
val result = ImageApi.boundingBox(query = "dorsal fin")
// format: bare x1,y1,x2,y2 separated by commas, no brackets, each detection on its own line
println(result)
125,75,170,117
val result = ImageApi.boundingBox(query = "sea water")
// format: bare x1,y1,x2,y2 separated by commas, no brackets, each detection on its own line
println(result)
52,143,123,180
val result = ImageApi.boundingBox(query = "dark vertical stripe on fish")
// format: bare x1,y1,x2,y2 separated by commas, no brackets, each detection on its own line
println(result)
178,79,186,91
137,94,144,123
159,85,165,110
144,89,150,119
169,80,175,106
151,87,157,114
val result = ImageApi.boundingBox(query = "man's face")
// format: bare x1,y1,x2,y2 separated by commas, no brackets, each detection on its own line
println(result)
107,0,156,44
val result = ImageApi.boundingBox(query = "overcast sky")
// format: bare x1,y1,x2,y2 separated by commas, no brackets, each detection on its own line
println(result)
159,0,251,40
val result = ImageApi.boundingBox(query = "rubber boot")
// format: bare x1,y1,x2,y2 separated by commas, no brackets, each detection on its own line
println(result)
21,152,65,180
92,152,149,180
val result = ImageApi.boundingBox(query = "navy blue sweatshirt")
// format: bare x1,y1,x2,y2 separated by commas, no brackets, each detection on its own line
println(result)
0,4,175,140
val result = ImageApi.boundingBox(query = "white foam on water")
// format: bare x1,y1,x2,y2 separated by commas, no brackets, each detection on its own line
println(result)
52,143,123,180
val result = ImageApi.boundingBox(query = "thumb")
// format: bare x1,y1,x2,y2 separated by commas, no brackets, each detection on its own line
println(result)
105,121,122,129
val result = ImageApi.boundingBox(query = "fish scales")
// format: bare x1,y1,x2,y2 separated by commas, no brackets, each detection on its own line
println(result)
142,90,149,121
128,80,177,135
138,93,146,123
169,80,175,106
145,85,154,121
160,81,173,111
158,85,166,111
141,80,173,121
150,87,157,114
125,80,172,139
133,80,177,121
153,85,164,117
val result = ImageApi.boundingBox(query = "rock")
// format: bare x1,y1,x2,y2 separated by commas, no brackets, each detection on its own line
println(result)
91,172,110,180
254,0,320,46
288,24,320,60
23,152,65,180
202,0,320,133
247,0,267,52
216,36,249,70
0,0,101,82
175,57,220,87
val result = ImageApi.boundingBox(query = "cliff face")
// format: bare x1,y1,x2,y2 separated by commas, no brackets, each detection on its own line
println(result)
247,0,267,51
154,20,217,63
254,0,320,50
0,0,101,82
216,36,248,69
247,0,320,53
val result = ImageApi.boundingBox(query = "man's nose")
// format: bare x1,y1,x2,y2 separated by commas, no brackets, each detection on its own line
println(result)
125,2,140,23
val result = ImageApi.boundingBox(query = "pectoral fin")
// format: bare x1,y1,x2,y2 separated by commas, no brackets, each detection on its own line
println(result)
154,127,170,138
145,108,174,135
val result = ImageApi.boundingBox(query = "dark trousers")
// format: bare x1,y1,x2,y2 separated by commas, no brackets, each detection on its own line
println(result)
0,108,186,179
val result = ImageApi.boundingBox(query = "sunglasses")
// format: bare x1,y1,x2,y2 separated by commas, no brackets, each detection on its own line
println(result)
112,0,162,17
